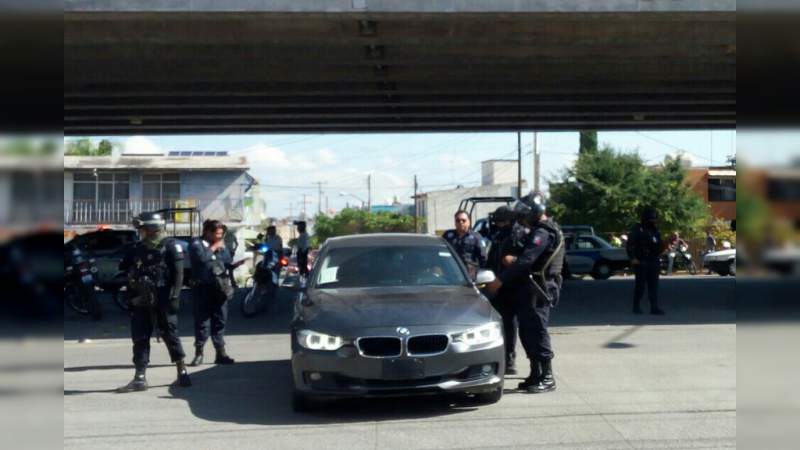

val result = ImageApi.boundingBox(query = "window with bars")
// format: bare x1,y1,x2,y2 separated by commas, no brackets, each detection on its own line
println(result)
72,172,130,203
142,173,181,207
708,177,736,202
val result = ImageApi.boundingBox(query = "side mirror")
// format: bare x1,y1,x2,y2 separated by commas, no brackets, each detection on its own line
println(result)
474,269,496,285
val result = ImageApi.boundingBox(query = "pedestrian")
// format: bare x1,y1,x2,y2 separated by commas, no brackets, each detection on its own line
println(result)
117,212,191,393
189,219,245,366
704,229,717,274
265,225,284,258
665,231,688,275
486,205,519,374
295,221,310,280
610,234,622,247
222,225,240,288
626,207,665,315
486,192,565,394
442,210,487,279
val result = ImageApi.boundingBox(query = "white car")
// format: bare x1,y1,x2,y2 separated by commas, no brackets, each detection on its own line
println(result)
703,249,736,276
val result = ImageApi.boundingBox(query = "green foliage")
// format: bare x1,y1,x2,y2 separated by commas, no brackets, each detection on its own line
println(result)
549,146,709,236
313,208,418,246
64,138,115,156
736,166,769,246
0,138,59,156
579,130,598,154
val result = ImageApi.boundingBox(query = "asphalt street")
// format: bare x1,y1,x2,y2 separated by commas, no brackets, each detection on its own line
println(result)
64,275,735,450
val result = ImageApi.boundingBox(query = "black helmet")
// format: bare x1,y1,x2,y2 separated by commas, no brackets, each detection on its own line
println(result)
133,211,165,231
513,191,546,225
640,206,657,224
492,205,516,223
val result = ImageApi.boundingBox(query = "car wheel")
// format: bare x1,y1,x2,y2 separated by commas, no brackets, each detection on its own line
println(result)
591,262,612,280
292,391,318,413
472,386,503,405
728,259,736,276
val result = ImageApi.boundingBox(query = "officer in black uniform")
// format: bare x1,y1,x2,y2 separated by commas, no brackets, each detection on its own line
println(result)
442,210,487,278
487,192,565,394
117,212,191,392
626,207,665,315
189,219,243,366
486,205,519,374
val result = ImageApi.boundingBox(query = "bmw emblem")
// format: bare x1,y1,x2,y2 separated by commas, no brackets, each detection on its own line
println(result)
396,327,410,336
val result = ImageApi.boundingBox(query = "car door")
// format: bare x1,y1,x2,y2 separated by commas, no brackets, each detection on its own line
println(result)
567,236,602,273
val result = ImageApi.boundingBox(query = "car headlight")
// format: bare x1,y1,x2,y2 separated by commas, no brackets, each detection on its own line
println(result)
452,322,503,347
297,329,344,351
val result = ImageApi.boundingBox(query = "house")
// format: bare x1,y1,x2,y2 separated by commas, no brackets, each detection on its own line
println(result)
685,166,736,224
742,166,800,229
63,150,266,235
0,153,63,241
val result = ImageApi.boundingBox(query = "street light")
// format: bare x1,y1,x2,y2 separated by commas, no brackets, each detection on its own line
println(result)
339,192,366,210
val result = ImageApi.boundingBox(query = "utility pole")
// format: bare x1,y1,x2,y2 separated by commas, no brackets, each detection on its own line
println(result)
325,195,329,214
517,131,522,198
367,174,372,212
413,174,418,233
533,131,540,192
300,194,310,219
313,181,327,214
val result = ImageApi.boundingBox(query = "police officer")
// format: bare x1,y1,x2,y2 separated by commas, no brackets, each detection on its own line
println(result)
487,192,565,394
443,210,487,278
295,221,310,279
117,212,191,392
189,220,244,366
627,207,665,315
486,206,519,374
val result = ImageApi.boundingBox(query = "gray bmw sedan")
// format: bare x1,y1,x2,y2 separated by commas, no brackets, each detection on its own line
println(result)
291,233,505,411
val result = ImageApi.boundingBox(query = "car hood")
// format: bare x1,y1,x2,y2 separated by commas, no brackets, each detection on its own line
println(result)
301,285,495,334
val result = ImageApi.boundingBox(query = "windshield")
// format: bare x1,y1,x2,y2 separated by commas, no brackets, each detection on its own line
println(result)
312,245,469,289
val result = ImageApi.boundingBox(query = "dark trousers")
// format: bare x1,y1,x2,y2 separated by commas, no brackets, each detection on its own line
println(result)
192,287,228,349
490,288,518,362
131,300,185,369
633,261,660,310
297,250,309,276
514,284,554,362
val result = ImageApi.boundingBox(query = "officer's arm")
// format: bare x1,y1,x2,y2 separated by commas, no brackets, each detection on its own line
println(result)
189,240,213,265
168,244,184,300
476,235,487,268
499,229,551,284
119,248,133,271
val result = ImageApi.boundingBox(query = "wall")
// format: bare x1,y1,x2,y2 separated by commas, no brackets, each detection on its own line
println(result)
686,168,736,221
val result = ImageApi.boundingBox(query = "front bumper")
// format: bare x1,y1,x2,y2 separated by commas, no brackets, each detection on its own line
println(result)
292,335,505,399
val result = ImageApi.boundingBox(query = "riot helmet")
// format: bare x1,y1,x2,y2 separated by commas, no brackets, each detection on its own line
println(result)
512,191,547,226
132,211,165,232
640,206,657,226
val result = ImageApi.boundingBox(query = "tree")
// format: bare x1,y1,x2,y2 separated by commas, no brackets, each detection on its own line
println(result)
64,138,116,156
549,146,708,235
312,208,418,247
579,130,598,154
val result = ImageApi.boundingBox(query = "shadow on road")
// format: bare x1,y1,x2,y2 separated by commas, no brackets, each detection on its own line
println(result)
165,359,476,425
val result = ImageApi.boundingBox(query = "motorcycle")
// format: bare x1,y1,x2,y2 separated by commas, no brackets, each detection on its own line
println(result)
661,244,697,275
240,243,287,318
64,246,102,320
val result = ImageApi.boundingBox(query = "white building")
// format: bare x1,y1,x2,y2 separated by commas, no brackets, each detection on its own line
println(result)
415,159,527,235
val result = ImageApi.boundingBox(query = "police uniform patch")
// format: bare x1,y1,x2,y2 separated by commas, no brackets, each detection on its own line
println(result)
533,236,543,246
175,244,183,253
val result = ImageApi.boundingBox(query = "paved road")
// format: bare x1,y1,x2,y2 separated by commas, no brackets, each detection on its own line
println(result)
64,276,735,450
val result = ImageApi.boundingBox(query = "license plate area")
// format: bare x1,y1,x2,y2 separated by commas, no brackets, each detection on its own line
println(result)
382,358,425,380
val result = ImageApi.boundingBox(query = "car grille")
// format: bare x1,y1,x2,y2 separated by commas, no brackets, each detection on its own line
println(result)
357,337,401,357
407,335,449,355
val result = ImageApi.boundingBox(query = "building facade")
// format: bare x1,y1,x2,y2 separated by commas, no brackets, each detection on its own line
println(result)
685,166,736,222
63,153,265,234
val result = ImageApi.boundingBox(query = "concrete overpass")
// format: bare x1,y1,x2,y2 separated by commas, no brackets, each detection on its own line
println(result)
64,1,736,135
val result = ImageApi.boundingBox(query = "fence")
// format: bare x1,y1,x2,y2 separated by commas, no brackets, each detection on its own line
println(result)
64,199,245,225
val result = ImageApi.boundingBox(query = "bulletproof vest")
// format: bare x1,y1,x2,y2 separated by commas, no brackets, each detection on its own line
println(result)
129,239,171,288
529,219,565,279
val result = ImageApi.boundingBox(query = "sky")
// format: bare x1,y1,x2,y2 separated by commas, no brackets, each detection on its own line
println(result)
70,129,766,218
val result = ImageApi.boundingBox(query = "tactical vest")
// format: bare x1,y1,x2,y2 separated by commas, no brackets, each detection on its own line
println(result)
529,219,565,279
129,239,172,288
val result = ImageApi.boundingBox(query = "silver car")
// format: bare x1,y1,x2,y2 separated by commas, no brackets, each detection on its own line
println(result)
290,233,505,411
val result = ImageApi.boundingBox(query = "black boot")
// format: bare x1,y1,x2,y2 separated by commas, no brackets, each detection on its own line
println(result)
190,346,204,367
214,346,235,365
517,360,542,390
117,367,148,393
650,306,665,315
632,303,643,314
505,352,518,375
176,360,191,387
539,359,556,391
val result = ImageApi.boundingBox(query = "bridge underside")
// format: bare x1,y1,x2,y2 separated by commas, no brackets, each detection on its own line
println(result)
64,11,736,134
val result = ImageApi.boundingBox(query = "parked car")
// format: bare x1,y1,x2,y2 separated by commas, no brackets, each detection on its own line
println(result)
561,225,596,236
703,248,736,276
66,228,138,292
291,233,504,411
563,233,629,280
